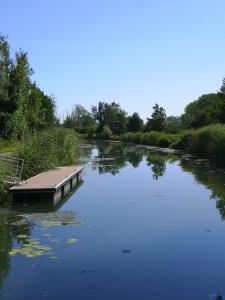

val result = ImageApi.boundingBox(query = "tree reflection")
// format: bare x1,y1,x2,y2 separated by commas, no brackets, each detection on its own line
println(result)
180,158,225,219
0,210,31,288
146,153,167,180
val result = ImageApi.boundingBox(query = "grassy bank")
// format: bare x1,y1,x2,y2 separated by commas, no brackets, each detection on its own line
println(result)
17,128,79,179
120,124,225,166
0,128,79,198
121,131,180,148
176,124,225,165
0,139,23,154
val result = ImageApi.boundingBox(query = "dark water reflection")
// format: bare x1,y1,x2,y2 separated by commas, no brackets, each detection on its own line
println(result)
1,141,225,299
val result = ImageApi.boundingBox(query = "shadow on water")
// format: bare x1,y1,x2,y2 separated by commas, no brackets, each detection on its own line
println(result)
0,180,83,289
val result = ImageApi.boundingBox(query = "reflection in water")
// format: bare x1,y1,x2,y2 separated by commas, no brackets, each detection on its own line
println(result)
83,142,225,219
86,141,176,180
180,158,225,219
1,142,225,299
0,210,31,288
0,182,83,289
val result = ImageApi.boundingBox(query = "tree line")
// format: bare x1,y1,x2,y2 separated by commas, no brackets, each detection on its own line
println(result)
63,78,225,138
2,34,225,141
0,35,56,139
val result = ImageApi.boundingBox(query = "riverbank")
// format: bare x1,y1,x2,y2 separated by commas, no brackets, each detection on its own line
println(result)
0,139,23,154
120,124,225,166
0,128,79,199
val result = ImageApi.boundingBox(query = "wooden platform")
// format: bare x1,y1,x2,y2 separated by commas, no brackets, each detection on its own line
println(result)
9,166,83,202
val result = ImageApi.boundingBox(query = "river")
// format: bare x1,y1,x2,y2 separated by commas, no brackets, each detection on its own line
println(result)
0,141,225,300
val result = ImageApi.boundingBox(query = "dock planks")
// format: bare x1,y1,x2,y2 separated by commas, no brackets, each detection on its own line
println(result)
9,166,83,202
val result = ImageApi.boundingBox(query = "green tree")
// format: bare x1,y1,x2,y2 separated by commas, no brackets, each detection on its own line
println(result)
164,116,181,133
0,35,12,137
127,112,143,132
92,102,127,135
7,51,33,139
145,103,166,131
181,93,225,129
220,78,225,95
64,104,95,131
0,35,56,138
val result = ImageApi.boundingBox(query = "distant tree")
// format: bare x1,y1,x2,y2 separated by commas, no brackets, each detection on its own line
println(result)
127,112,143,132
145,104,166,131
92,102,127,135
181,93,225,129
64,104,95,132
164,116,181,133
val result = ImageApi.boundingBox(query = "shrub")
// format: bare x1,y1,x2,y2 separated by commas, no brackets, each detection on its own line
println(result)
121,131,179,148
96,126,112,140
175,124,225,165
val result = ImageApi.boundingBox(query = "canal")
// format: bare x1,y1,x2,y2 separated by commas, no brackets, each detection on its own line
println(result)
1,141,225,300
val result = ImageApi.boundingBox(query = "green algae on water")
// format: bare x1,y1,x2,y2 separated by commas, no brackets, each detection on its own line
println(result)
9,239,53,259
66,239,78,244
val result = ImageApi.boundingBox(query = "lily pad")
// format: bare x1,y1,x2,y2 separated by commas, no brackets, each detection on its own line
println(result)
66,239,78,244
17,234,28,239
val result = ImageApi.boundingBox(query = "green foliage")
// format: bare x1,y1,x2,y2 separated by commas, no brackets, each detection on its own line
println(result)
175,124,225,165
0,162,11,199
17,128,79,178
0,35,56,139
0,139,22,153
127,112,143,132
92,102,127,135
145,104,166,131
164,116,182,133
64,104,96,133
96,125,112,140
220,78,225,95
181,93,225,129
122,131,179,148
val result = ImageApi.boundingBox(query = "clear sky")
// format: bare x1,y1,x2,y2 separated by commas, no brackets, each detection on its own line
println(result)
1,0,225,120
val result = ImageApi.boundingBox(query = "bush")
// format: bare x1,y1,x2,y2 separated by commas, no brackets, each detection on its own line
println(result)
176,124,225,165
17,128,79,178
121,131,179,148
96,126,112,140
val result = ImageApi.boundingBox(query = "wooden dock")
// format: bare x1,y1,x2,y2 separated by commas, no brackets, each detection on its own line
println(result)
9,166,83,202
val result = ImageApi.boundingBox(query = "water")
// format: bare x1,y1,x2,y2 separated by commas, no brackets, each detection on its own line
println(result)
1,141,225,300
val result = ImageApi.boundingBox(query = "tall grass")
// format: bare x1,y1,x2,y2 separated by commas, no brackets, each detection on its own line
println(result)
121,131,180,148
121,124,225,165
176,124,225,165
0,139,22,153
17,128,79,178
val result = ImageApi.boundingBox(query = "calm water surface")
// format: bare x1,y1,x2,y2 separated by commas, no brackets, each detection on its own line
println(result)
1,142,225,300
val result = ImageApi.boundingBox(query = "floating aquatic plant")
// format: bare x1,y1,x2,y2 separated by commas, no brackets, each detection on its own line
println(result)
66,239,78,244
9,239,53,258
17,234,28,239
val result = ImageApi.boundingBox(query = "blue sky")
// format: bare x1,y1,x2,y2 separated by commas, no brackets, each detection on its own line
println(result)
1,0,225,120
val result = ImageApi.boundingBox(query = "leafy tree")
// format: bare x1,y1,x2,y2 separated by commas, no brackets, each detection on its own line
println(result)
181,93,225,129
92,102,127,135
220,78,225,94
0,35,12,137
0,35,56,138
164,116,181,133
27,83,56,131
145,104,166,131
127,112,143,132
7,51,32,138
64,104,95,131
